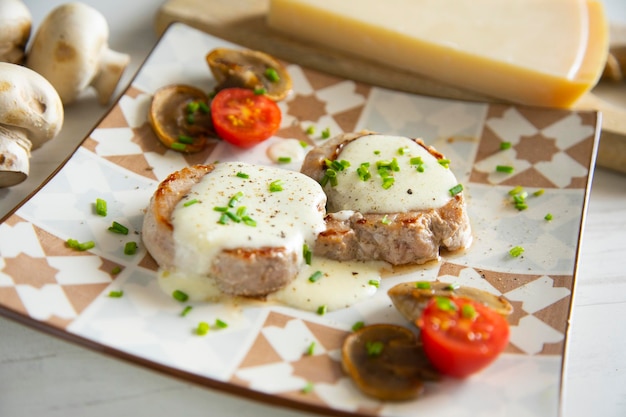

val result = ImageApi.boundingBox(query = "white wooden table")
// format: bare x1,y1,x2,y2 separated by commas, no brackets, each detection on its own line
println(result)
1,1,625,416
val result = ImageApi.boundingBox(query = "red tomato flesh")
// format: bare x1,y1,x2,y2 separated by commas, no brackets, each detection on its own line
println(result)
210,87,281,148
417,296,510,378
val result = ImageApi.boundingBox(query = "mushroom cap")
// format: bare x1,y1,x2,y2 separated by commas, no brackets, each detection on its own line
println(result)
0,62,64,149
0,0,32,64
25,2,129,104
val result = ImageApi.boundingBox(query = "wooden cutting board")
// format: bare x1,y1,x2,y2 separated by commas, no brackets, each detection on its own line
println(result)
155,0,626,173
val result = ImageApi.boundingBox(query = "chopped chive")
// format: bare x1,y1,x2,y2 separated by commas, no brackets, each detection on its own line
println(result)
178,135,195,144
198,101,210,114
435,296,457,311
108,290,124,298
305,125,315,135
308,270,323,283
228,191,244,208
500,141,512,150
352,321,365,331
368,279,380,288
445,283,460,291
365,340,384,357
415,281,431,289
183,199,199,207
173,290,189,302
269,179,284,192
196,321,210,336
321,127,331,139
264,67,280,82
253,87,267,95
303,244,312,265
236,206,247,217
171,142,187,151
236,171,249,179
181,305,193,317
321,169,338,187
449,184,464,196
461,303,477,319
299,140,308,148
111,266,121,275
277,156,292,164
242,215,257,227
416,165,425,173
108,221,129,235
67,238,95,251
316,305,327,315
124,241,138,255
214,319,228,329
224,211,241,223
533,188,545,197
186,114,195,125
545,213,553,221
213,206,228,212
509,245,525,257
382,177,395,189
218,213,229,225
306,341,316,356
186,101,200,113
301,382,314,394
397,146,409,155
508,186,524,196
357,162,371,181
374,150,381,155
496,165,515,174
410,156,424,166
438,159,451,168
381,214,391,225
95,198,107,216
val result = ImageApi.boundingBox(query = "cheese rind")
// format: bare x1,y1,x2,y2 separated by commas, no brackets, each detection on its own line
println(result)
267,0,609,108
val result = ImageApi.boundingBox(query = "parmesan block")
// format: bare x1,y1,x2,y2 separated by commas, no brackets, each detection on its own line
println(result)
267,0,609,108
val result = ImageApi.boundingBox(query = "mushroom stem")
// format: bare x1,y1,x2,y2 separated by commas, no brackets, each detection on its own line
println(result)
92,47,131,105
0,126,31,187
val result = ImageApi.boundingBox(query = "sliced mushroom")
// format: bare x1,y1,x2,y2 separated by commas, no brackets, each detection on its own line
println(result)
0,62,64,187
388,281,513,324
342,324,439,401
206,48,292,101
25,2,130,105
0,0,31,64
149,84,214,153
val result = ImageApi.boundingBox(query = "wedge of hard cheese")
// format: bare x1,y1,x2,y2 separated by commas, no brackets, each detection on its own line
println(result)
267,0,609,108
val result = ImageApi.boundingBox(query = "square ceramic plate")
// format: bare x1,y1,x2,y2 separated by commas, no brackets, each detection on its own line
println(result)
0,23,599,417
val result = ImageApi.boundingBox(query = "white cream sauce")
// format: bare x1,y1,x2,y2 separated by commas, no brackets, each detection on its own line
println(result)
325,134,460,213
170,161,326,276
157,256,389,310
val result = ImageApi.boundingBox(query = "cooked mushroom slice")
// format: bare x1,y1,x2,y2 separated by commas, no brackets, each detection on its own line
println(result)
149,84,214,153
206,48,292,101
25,2,130,105
388,281,513,324
0,63,64,187
342,324,439,401
0,0,32,64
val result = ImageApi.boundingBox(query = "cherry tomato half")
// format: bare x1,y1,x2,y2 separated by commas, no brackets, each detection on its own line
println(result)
417,296,510,378
210,87,281,148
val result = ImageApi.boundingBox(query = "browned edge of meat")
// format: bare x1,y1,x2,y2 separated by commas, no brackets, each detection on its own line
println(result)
141,164,303,297
301,131,472,265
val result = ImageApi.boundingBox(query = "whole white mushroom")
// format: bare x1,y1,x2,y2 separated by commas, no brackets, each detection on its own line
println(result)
25,2,130,105
0,62,64,187
0,0,32,64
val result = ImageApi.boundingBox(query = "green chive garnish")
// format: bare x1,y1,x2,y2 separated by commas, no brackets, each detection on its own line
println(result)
357,162,371,181
461,303,477,319
228,191,244,208
317,305,327,315
196,322,210,336
264,67,280,82
181,306,193,316
381,215,391,225
214,319,228,329
269,179,283,192
111,266,121,275
352,321,365,331
171,142,186,151
254,87,267,95
198,101,210,114
236,171,249,179
305,126,315,135
242,215,257,227
67,239,95,251
186,101,199,113
124,241,138,255
438,159,451,168
445,283,460,291
321,127,331,139
435,296,457,311
500,141,512,150
365,341,384,357
95,198,107,216
496,165,515,174
545,213,553,221
415,281,431,289
303,244,312,265
368,279,380,288
108,221,129,235
178,135,195,144
108,290,124,298
306,341,316,356
449,184,463,196
308,270,323,283
277,156,292,164
183,199,199,207
508,186,524,196
173,290,189,302
509,245,525,257
533,189,545,197
382,177,395,189
302,382,314,394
